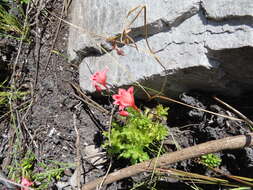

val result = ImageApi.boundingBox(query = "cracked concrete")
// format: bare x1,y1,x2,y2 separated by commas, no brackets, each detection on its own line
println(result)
68,0,253,98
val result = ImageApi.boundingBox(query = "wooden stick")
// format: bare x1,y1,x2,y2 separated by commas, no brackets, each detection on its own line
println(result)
82,133,253,190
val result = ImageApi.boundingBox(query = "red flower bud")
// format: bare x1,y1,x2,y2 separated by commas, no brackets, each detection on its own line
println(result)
90,67,108,92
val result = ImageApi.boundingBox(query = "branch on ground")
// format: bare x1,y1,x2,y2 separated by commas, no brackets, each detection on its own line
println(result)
82,133,253,190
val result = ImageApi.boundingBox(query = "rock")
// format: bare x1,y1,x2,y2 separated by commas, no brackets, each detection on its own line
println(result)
179,93,206,120
83,144,107,168
68,0,253,98
69,169,84,189
202,0,253,20
55,181,70,190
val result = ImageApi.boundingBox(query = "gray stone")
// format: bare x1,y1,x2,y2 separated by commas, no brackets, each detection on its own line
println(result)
55,181,70,190
68,0,253,98
83,144,107,167
202,0,253,20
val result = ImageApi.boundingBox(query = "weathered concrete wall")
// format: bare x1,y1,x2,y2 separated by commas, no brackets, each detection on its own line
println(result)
68,0,253,98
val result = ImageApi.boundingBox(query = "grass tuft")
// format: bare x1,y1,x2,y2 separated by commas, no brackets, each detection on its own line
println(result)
0,4,29,38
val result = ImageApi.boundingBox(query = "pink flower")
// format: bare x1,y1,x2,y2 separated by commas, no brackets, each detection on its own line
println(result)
21,177,33,190
112,86,139,116
90,67,108,92
119,110,129,116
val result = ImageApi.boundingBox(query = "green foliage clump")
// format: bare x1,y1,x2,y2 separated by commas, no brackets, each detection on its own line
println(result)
0,81,28,107
201,153,222,168
32,161,71,190
8,151,74,190
0,3,29,39
103,105,169,164
0,5,23,34
0,90,27,105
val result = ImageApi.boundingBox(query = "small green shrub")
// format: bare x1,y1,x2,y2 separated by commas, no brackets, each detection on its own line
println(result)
201,153,222,168
32,161,68,190
103,105,169,164
8,151,74,190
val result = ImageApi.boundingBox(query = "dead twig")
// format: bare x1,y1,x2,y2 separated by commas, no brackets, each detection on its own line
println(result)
146,167,228,184
68,82,109,114
210,167,253,187
34,0,44,88
74,113,81,190
151,95,243,122
107,105,116,147
213,96,253,127
63,0,72,16
81,133,253,190
97,106,115,189
97,159,112,190
44,1,65,72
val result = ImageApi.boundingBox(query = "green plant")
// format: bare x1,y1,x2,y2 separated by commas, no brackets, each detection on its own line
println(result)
200,153,222,168
0,5,22,33
0,81,28,106
20,152,36,176
0,4,29,38
103,105,169,164
20,0,30,4
8,151,74,190
0,90,27,105
32,161,71,190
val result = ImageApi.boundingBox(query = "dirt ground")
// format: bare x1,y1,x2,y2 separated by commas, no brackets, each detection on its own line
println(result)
0,0,110,189
0,1,253,190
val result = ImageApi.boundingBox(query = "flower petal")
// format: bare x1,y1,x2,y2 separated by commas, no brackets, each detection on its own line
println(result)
118,88,126,95
127,86,134,94
90,67,109,91
21,177,33,190
95,84,102,92
119,110,129,116
119,105,125,111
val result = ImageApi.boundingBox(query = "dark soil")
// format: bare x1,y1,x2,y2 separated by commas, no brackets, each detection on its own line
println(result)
0,1,253,190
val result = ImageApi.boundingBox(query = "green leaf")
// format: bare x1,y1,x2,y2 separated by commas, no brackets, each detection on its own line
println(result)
103,105,169,164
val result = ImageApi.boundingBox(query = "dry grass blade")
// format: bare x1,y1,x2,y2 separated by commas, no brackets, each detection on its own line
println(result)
213,96,253,127
97,159,112,190
126,5,144,28
74,113,81,190
211,167,253,187
121,5,168,94
69,82,109,114
151,95,243,122
150,168,228,184
97,106,116,189
63,0,72,16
